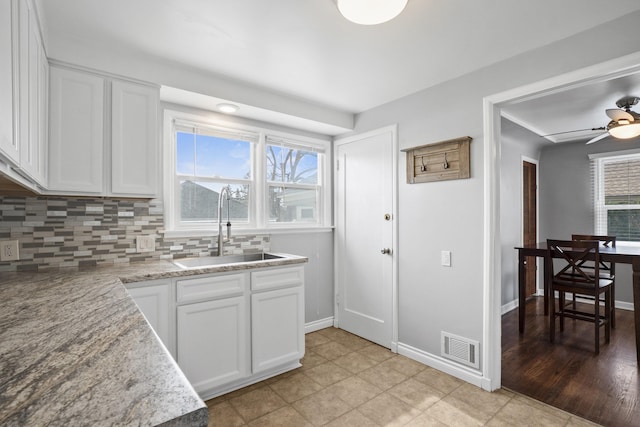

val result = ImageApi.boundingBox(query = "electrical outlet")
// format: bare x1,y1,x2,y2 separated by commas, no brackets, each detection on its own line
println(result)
441,250,451,267
0,240,20,261
136,235,156,253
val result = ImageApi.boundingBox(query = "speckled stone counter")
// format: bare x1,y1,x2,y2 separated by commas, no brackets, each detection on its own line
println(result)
0,254,306,426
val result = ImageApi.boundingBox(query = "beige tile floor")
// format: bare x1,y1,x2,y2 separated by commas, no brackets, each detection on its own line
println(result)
206,327,599,426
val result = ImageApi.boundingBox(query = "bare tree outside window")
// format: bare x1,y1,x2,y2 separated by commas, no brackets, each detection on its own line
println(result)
266,144,318,223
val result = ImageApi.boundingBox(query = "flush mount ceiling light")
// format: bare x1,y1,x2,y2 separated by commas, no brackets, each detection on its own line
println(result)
337,0,408,25
217,103,239,114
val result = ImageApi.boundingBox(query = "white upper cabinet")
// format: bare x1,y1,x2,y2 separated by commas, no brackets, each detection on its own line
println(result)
48,66,104,193
111,80,159,196
17,0,48,185
48,65,159,197
0,0,18,165
0,0,48,187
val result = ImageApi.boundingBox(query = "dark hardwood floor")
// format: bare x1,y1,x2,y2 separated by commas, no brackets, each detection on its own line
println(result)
502,297,639,427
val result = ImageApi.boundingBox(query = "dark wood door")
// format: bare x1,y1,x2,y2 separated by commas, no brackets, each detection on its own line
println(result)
523,161,537,297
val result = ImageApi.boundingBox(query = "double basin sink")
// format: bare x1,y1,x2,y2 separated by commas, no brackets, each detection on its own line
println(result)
172,252,283,269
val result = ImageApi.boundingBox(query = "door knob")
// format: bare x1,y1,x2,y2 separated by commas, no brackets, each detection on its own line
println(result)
381,248,391,255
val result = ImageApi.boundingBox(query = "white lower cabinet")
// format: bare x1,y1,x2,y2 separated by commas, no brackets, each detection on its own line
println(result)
177,296,249,393
251,278,305,373
126,264,305,399
125,279,174,357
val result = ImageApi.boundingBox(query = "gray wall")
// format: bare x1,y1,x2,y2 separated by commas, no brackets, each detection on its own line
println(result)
270,232,334,324
500,120,547,306
539,137,640,303
343,11,640,365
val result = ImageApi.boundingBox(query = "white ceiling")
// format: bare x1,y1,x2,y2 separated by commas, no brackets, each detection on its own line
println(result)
38,0,640,136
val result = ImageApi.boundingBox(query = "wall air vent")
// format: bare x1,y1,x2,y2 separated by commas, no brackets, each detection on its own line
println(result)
441,331,480,369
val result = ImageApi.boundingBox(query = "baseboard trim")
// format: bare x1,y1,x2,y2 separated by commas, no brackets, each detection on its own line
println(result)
305,317,334,333
501,299,518,315
397,342,489,390
501,296,633,315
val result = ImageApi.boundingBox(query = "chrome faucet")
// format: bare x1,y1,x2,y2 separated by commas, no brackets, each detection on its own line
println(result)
217,185,232,256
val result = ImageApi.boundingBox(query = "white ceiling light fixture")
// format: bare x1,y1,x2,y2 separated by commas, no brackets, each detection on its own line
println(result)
603,96,640,140
337,0,408,25
217,103,239,114
608,120,640,139
576,96,640,145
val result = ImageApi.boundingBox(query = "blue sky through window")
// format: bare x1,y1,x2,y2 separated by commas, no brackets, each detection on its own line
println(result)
176,132,251,179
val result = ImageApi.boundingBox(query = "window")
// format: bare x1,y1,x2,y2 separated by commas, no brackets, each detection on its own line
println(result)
165,110,330,233
592,151,640,242
173,122,257,228
266,137,322,224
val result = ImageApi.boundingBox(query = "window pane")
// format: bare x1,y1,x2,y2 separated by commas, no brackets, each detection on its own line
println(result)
180,181,249,222
177,131,251,179
607,209,640,242
604,159,640,205
268,186,317,223
266,145,318,184
176,131,195,175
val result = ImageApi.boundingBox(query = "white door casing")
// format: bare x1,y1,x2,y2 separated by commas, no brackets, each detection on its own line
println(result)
334,125,398,350
483,51,640,392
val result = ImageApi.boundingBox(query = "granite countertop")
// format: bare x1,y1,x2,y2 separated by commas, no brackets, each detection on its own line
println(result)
0,254,307,426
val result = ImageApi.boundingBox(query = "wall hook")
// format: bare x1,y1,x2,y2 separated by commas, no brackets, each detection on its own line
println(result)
420,156,426,172
443,152,449,169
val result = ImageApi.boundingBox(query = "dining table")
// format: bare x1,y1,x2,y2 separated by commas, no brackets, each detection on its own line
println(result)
515,241,640,363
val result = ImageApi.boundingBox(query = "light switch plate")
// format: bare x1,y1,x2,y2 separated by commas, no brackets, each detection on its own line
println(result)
441,250,451,267
0,240,20,261
136,235,156,253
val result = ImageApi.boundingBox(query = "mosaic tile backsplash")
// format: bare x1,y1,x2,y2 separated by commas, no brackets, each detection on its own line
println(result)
0,196,269,272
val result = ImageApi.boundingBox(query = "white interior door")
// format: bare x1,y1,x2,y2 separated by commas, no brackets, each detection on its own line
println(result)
335,126,396,349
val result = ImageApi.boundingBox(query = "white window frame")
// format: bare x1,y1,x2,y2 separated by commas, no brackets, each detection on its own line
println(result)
590,148,640,244
163,109,332,237
264,134,327,228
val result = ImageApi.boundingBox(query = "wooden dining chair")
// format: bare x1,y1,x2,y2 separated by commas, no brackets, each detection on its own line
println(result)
547,239,613,354
571,234,616,328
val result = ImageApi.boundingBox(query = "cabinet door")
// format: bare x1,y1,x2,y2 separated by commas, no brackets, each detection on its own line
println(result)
126,280,174,357
111,80,158,196
0,0,17,164
251,286,304,373
36,41,48,186
48,66,104,193
177,297,248,394
19,0,46,184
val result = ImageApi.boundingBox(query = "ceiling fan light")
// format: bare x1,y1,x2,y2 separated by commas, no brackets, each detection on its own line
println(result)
608,122,640,139
337,0,408,25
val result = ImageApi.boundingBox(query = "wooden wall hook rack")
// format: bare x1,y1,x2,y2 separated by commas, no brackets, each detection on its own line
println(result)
401,136,472,184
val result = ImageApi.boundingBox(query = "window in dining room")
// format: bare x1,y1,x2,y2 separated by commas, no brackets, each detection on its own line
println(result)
592,151,640,242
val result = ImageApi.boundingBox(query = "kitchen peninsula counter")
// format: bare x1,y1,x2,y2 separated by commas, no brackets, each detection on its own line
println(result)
0,255,306,426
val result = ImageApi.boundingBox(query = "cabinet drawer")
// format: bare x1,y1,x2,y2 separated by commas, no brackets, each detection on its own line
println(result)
251,266,304,292
177,273,247,304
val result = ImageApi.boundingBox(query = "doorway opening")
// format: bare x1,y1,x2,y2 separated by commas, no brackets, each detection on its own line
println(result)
483,51,640,391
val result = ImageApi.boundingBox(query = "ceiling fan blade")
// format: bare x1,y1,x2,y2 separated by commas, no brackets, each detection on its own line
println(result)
606,108,634,121
541,127,605,137
586,132,609,145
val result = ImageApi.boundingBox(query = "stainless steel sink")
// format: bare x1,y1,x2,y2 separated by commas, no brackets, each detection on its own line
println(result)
172,253,283,269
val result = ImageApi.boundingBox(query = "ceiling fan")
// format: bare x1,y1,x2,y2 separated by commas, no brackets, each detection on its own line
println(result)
585,96,640,144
